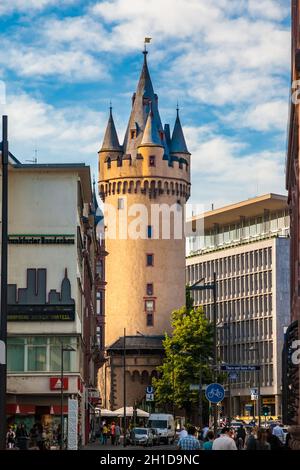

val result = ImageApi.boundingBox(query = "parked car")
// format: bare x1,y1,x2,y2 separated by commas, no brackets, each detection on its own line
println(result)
130,428,154,446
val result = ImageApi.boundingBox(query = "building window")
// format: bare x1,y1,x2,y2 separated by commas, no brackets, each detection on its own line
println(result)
131,130,136,139
118,198,124,210
147,225,153,239
107,158,111,169
146,254,154,266
149,155,156,167
146,313,154,326
146,283,154,296
7,336,77,372
145,300,154,327
117,156,122,167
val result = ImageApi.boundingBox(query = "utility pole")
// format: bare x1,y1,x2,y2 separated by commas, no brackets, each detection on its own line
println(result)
212,272,218,437
0,116,8,450
198,354,203,430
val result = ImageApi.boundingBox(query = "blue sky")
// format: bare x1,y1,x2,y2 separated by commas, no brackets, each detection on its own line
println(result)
0,0,291,209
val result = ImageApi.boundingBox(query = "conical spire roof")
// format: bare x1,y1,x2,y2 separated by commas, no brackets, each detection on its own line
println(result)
123,51,163,157
100,106,121,152
140,104,163,147
92,178,103,225
170,108,189,154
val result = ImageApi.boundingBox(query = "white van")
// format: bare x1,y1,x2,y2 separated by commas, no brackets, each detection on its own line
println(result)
148,413,175,444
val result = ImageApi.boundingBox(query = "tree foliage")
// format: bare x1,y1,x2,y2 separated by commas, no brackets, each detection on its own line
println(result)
153,292,214,412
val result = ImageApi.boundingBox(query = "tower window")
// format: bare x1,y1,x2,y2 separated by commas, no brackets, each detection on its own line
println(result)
146,313,154,326
107,158,111,169
146,283,154,296
179,162,183,169
145,300,154,327
146,254,154,266
130,130,136,139
118,198,124,210
117,156,122,167
149,155,156,167
147,225,153,239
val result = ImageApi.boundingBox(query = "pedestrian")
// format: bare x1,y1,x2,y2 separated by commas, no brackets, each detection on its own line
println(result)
236,424,246,449
203,431,214,450
6,426,16,449
272,422,285,444
246,426,258,450
201,424,209,441
177,425,201,450
266,428,283,450
255,428,271,450
212,427,237,450
102,424,108,445
115,424,121,446
178,426,188,440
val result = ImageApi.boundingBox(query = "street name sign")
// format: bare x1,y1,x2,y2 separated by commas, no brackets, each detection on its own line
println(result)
221,365,260,372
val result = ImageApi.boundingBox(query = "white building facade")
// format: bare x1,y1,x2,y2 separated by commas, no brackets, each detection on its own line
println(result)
3,158,102,446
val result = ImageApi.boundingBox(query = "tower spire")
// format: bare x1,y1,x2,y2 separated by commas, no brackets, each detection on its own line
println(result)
100,105,121,152
170,106,190,154
123,48,163,157
140,102,163,147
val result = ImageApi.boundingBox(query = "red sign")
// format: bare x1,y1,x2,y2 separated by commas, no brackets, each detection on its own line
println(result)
50,377,69,391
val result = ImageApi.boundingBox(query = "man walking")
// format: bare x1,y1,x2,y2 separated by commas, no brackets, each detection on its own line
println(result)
212,427,237,450
177,426,201,450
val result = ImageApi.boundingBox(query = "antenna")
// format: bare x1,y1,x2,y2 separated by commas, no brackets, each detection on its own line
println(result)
26,146,38,164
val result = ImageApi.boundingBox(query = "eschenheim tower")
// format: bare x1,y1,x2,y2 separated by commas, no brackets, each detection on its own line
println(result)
98,50,191,410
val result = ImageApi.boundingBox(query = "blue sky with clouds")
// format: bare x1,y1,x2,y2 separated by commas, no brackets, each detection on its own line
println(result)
0,0,291,209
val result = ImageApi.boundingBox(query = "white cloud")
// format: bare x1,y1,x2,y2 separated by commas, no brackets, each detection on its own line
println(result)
5,93,105,164
222,100,289,132
0,42,107,81
0,0,76,15
247,0,289,21
184,126,286,207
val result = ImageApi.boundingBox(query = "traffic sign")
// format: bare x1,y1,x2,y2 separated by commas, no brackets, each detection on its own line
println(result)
189,384,200,391
146,393,154,402
221,365,260,371
205,383,225,404
146,386,154,394
228,372,238,380
250,388,258,400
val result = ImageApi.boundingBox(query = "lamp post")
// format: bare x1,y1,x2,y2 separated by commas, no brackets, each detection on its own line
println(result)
60,344,75,450
187,272,218,436
0,116,8,451
123,328,126,448
217,319,232,426
249,345,261,428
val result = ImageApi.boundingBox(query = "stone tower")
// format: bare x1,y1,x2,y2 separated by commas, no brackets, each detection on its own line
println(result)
98,51,191,409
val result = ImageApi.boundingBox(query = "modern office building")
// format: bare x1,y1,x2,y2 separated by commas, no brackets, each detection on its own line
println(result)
186,194,290,418
98,50,191,409
3,154,103,445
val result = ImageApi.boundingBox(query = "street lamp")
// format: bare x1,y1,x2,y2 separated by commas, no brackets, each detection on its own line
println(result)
248,345,261,428
60,344,75,450
187,272,218,436
217,320,232,426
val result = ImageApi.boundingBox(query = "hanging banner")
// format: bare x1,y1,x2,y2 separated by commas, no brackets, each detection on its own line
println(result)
68,398,78,450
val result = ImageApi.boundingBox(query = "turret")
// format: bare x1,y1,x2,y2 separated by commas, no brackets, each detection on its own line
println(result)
98,106,123,184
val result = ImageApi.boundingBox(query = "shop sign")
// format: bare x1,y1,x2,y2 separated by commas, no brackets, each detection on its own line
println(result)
50,377,69,391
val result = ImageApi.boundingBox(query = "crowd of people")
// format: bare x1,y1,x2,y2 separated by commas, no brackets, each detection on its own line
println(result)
97,420,122,446
6,422,62,450
177,422,290,451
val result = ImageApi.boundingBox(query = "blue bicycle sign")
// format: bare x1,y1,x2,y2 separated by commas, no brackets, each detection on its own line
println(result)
205,383,225,403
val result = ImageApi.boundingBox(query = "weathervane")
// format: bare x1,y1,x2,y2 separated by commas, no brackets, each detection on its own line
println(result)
144,37,152,53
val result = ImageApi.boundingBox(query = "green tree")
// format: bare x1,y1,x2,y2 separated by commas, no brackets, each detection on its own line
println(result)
153,293,214,416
